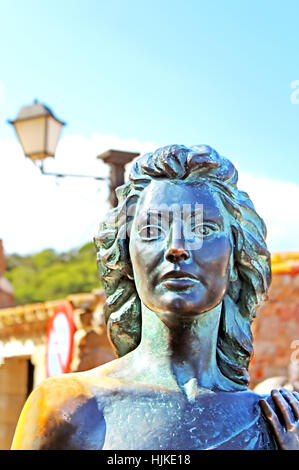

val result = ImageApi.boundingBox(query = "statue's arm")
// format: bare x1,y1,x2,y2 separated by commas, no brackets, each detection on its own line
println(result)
259,388,299,450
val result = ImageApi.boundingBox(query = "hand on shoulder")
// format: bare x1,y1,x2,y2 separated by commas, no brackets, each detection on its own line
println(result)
259,388,299,450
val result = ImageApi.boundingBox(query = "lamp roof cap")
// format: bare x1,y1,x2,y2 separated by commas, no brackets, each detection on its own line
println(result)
11,100,65,124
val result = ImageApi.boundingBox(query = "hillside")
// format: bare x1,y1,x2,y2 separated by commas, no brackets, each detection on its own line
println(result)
5,242,101,305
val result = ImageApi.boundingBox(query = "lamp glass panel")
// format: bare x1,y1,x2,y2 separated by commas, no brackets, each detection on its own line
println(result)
14,117,46,157
46,116,63,155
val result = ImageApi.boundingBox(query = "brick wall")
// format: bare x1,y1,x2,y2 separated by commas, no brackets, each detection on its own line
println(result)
0,357,28,450
249,273,299,388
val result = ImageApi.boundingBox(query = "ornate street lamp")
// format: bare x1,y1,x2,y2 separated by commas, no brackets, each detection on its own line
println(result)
8,100,105,180
8,101,140,206
8,99,65,163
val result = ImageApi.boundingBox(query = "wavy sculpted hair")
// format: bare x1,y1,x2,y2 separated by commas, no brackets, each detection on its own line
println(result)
95,144,271,390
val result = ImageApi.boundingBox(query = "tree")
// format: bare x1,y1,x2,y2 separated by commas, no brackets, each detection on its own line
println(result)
5,242,101,305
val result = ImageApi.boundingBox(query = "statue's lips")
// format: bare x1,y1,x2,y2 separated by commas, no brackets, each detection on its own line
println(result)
159,271,199,291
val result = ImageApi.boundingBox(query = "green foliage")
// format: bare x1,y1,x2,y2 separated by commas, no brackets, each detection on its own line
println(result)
5,242,101,305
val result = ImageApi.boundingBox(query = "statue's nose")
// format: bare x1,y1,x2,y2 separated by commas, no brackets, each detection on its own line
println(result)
165,220,190,263
165,246,190,263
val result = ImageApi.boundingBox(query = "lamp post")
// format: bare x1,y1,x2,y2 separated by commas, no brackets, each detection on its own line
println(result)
8,100,140,205
97,149,139,207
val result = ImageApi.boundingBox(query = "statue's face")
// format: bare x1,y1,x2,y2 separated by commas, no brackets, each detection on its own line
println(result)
129,180,232,319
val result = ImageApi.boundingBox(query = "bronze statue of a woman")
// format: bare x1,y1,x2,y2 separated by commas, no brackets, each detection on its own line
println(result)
12,145,299,450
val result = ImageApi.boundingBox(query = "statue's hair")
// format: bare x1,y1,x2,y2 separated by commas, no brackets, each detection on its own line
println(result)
95,144,271,390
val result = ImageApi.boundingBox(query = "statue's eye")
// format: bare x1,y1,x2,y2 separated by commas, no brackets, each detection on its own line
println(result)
139,225,165,240
193,223,219,237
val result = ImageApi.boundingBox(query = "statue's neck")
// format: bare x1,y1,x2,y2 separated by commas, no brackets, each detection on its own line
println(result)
131,303,233,396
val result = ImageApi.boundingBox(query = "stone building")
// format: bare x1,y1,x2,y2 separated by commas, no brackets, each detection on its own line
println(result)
0,291,115,450
249,252,299,390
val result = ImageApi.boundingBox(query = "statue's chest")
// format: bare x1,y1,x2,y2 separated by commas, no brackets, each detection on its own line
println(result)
48,390,270,450
101,392,265,450
102,393,186,449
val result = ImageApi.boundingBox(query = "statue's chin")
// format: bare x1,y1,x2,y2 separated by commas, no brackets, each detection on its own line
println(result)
143,296,223,321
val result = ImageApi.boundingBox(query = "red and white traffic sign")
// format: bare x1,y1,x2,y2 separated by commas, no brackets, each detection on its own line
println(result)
46,301,76,377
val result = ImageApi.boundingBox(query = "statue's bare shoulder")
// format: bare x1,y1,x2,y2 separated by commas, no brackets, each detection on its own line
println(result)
11,354,178,450
11,367,122,450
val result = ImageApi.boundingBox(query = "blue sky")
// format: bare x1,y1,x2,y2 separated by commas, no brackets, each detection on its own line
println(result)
0,0,299,254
